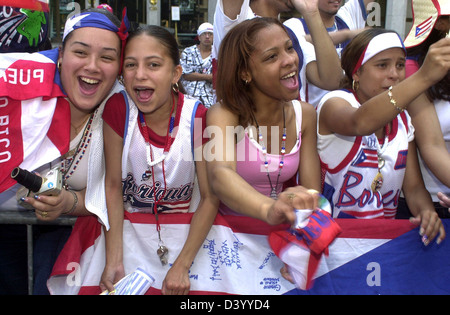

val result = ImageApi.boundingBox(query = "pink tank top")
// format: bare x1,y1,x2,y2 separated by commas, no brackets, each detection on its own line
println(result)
219,101,303,215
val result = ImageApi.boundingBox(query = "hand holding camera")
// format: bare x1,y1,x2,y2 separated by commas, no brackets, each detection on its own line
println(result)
11,167,70,219
12,167,63,200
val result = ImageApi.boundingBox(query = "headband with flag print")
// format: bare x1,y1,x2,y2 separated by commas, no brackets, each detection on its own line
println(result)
63,7,130,73
352,32,406,76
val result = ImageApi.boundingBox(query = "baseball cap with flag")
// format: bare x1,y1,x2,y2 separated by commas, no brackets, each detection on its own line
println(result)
404,0,450,48
0,0,49,52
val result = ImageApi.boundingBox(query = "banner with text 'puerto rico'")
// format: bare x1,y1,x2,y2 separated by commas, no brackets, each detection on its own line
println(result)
0,49,69,192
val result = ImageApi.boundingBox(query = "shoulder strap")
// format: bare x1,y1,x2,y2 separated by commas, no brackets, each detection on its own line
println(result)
120,90,131,145
190,100,201,159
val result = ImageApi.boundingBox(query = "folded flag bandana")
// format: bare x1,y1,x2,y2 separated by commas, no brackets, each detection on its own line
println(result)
269,195,342,290
0,0,49,53
63,8,129,71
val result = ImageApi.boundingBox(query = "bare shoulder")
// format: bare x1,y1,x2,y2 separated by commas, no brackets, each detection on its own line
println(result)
207,102,239,127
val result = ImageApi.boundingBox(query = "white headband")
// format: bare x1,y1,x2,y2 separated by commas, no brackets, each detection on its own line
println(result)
352,32,406,75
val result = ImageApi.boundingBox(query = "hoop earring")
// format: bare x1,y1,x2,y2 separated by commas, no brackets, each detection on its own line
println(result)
118,75,124,85
172,82,180,93
57,60,62,72
352,80,359,92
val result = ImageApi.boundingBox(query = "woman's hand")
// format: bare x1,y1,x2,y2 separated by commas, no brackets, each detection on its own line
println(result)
409,209,446,246
161,262,191,295
418,37,450,86
265,186,319,225
22,188,77,221
100,263,125,293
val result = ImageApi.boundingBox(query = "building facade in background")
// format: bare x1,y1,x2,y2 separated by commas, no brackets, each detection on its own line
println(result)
48,0,412,48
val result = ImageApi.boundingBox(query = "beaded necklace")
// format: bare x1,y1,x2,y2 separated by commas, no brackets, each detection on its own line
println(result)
60,113,94,183
251,107,286,200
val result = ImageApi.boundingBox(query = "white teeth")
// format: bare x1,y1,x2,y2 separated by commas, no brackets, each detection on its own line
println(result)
282,72,296,80
80,77,99,85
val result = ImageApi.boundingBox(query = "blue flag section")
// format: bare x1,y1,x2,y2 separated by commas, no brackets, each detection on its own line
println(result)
289,219,450,295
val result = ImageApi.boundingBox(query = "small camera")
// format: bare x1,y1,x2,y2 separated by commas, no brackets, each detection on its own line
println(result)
11,167,63,209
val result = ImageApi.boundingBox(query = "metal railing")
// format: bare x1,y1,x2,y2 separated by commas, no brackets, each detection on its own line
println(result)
0,211,76,295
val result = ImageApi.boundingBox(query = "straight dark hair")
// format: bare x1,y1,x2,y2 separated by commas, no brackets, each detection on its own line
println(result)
127,25,186,93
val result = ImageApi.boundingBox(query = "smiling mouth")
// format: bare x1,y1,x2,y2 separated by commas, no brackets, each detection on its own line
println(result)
281,71,296,80
79,76,100,94
280,71,299,90
135,87,154,102
80,77,99,85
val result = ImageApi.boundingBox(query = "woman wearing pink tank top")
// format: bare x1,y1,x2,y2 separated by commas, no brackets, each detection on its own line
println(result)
207,18,321,226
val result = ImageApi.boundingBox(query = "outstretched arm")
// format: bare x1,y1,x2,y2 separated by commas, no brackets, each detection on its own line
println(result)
291,0,343,90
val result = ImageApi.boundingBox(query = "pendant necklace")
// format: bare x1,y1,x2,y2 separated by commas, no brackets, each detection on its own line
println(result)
251,107,286,200
371,124,389,193
138,94,176,265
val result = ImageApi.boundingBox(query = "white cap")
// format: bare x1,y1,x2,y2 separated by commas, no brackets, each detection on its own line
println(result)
197,22,213,36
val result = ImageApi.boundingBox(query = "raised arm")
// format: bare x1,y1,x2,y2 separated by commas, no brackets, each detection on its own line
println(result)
292,0,343,90
321,38,450,137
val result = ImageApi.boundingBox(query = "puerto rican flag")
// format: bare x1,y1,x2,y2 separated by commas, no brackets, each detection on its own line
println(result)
415,16,433,39
0,0,49,12
0,48,70,192
352,149,379,169
47,213,450,295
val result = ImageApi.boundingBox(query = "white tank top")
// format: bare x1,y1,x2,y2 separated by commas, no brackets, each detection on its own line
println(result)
317,90,415,219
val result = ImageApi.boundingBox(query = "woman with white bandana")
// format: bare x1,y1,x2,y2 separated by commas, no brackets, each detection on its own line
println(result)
0,7,128,294
317,28,450,246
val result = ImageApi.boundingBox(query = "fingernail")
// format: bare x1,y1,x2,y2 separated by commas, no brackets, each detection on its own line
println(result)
20,197,26,202
422,235,429,245
436,238,442,245
34,195,40,200
419,227,425,236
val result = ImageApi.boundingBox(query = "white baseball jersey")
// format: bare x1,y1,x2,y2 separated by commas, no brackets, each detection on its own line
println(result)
121,92,201,214
317,90,415,219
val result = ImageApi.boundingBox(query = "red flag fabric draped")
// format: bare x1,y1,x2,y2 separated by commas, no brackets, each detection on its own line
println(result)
0,48,70,192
